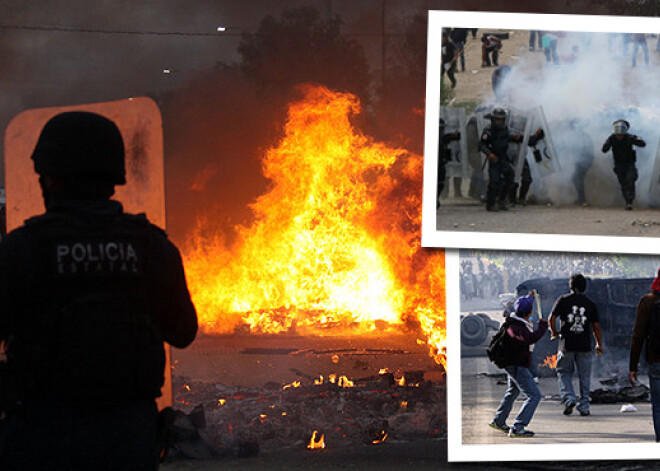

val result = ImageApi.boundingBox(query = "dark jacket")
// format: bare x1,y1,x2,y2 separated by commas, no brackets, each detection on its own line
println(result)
0,199,198,404
479,126,542,162
505,316,548,368
602,133,646,167
630,291,660,372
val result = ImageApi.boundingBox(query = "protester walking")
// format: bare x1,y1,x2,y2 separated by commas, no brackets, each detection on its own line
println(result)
489,295,548,438
549,274,603,416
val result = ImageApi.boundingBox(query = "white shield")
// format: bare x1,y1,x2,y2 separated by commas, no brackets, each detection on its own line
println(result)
524,106,561,181
440,106,469,179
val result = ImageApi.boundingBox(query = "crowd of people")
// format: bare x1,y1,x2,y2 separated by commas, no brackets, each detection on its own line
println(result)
460,252,628,300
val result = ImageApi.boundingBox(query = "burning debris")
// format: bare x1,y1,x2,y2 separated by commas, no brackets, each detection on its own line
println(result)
181,85,446,369
307,430,325,450
539,354,558,370
169,85,446,461
171,370,446,454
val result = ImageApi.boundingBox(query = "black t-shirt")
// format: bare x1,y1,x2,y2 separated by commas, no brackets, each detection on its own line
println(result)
441,42,456,65
550,291,599,352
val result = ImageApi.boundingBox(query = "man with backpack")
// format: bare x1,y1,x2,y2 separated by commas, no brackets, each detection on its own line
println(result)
549,275,602,417
0,112,198,469
488,294,548,438
629,268,660,441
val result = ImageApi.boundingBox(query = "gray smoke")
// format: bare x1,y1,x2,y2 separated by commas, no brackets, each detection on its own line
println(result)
490,31,660,206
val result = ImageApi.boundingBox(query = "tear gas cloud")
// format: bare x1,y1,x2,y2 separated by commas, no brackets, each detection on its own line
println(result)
489,31,660,207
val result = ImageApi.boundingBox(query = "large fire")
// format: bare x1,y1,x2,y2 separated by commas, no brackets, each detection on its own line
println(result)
182,85,446,368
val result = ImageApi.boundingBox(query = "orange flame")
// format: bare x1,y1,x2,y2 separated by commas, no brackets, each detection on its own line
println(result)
182,85,446,368
540,354,558,369
283,380,301,390
338,375,354,388
308,430,325,450
372,431,389,444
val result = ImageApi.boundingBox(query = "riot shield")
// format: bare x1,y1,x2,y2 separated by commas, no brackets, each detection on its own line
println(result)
475,110,490,187
507,107,533,185
440,106,469,179
524,106,561,182
466,115,486,199
648,135,660,201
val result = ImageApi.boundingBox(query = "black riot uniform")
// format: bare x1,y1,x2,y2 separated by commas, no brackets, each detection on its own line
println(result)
478,110,523,211
437,119,461,208
0,112,198,470
601,120,646,209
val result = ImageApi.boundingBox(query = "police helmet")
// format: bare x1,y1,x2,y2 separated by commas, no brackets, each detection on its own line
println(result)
490,108,506,120
31,111,126,185
612,120,630,136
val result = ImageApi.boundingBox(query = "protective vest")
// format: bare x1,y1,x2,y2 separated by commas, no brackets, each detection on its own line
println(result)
3,207,165,406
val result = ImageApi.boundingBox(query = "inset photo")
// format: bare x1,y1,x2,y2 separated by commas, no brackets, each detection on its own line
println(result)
446,248,660,461
423,11,660,254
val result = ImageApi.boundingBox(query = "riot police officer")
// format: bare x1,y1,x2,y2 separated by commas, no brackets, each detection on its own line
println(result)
479,108,522,211
437,118,461,208
602,119,646,210
0,111,198,470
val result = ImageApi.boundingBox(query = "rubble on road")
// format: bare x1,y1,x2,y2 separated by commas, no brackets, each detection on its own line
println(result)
170,370,447,457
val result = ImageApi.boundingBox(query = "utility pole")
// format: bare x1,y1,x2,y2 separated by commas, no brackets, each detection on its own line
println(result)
381,0,386,85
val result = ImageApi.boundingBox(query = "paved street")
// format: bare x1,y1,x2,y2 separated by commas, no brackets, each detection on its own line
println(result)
461,355,655,444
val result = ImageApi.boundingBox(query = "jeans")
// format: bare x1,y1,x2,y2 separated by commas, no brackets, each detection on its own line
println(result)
493,365,542,431
648,362,660,441
544,39,558,64
452,41,465,71
556,350,592,413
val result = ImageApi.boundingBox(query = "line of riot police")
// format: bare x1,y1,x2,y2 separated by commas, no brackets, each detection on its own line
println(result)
437,106,648,211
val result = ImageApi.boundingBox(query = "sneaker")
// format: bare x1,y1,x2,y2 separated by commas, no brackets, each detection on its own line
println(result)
508,428,535,438
579,410,590,416
489,421,509,433
563,401,576,415
625,203,633,210
486,205,499,212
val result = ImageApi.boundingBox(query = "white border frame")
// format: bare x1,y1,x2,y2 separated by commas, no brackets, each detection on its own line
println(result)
445,248,660,461
423,11,660,255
